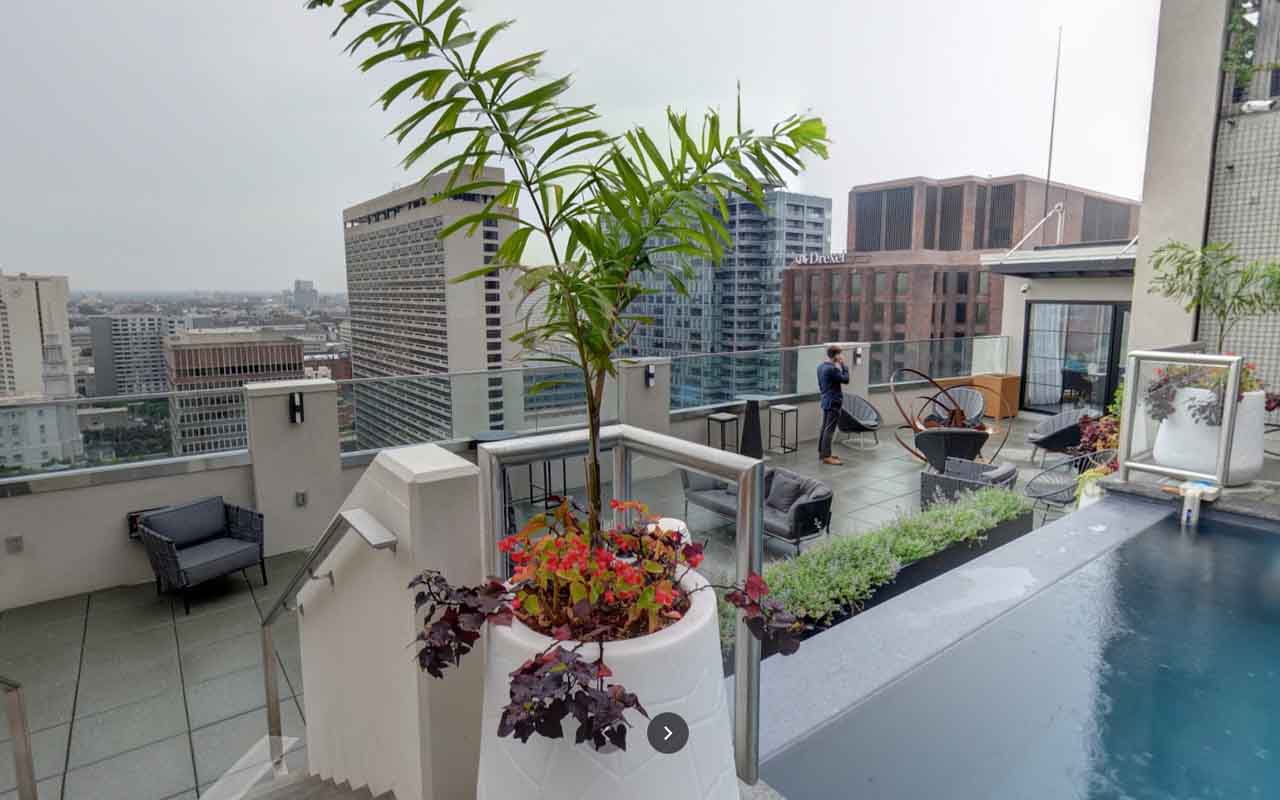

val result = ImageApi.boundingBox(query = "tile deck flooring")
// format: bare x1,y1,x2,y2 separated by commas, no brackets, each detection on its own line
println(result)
0,412,1060,799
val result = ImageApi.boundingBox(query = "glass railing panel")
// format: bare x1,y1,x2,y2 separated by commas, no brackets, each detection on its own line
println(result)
668,346,829,411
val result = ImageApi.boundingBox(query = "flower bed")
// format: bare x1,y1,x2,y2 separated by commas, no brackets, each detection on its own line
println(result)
719,488,1033,668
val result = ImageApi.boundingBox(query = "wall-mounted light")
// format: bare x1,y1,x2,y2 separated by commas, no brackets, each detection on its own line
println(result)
644,364,657,388
289,391,305,424
853,346,864,366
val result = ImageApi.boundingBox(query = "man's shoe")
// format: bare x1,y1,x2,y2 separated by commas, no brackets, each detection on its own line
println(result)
821,456,843,465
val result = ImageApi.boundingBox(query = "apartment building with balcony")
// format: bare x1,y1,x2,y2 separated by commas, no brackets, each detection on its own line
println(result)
628,190,832,406
88,314,185,396
163,328,304,455
343,169,532,449
781,175,1140,383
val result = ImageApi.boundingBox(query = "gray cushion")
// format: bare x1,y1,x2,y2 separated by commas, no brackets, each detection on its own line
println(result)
143,497,227,549
763,508,793,538
982,462,1018,487
689,489,738,516
766,470,806,513
178,538,260,586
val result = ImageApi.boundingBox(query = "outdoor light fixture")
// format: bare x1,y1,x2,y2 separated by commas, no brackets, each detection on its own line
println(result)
289,391,305,424
644,364,657,388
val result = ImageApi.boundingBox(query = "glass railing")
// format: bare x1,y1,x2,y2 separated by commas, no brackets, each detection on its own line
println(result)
867,335,1009,387
668,345,830,410
666,336,1009,410
337,364,619,453
0,385,248,481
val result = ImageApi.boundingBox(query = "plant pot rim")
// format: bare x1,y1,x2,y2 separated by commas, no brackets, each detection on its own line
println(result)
496,569,714,657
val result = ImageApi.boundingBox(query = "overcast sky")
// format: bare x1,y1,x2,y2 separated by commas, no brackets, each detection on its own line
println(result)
0,0,1159,293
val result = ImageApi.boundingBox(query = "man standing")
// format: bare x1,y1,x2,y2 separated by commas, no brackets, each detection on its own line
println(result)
817,345,849,465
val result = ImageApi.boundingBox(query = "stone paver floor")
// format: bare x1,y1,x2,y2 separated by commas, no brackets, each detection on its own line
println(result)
0,551,308,800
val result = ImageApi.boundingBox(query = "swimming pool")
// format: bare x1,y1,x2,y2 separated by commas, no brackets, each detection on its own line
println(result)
761,511,1280,799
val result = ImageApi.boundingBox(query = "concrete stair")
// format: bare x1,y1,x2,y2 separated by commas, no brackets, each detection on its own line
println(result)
244,771,395,800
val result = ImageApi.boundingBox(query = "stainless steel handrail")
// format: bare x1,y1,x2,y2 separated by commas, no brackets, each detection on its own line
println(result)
1118,350,1243,486
475,424,767,784
260,506,399,770
2,675,37,800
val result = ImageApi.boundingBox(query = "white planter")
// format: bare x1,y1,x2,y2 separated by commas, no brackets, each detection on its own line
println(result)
1151,388,1264,485
476,570,737,800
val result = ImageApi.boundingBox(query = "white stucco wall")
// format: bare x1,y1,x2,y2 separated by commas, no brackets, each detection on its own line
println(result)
999,276,1136,380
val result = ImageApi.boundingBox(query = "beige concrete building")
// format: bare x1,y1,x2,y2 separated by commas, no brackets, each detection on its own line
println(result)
89,314,185,396
0,272,75,398
342,169,526,448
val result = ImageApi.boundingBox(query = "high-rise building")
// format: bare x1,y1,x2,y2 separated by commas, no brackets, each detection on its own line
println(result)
628,190,832,406
293,280,320,312
0,272,75,398
89,314,185,396
781,174,1140,382
342,169,526,448
163,329,304,455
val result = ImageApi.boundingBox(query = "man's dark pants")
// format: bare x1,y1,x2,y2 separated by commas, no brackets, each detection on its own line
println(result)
818,406,841,459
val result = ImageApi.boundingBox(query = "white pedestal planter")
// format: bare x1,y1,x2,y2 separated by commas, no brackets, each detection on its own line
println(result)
1151,388,1265,485
476,570,737,800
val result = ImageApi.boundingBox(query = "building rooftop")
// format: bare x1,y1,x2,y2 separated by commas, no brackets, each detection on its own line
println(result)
166,329,298,346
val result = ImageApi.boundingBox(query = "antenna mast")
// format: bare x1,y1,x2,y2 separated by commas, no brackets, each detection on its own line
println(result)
1043,26,1063,244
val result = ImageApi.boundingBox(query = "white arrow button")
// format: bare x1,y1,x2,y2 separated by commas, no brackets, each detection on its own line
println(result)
663,726,673,741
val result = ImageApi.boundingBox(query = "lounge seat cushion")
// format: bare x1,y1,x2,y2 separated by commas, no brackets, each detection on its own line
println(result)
689,489,738,517
178,538,261,586
979,462,1018,486
144,497,227,548
766,470,807,513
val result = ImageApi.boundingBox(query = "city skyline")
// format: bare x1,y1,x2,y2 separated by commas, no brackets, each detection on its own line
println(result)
0,0,1158,292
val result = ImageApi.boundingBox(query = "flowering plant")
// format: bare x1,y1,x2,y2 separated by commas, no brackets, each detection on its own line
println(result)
408,499,801,750
1144,361,1280,425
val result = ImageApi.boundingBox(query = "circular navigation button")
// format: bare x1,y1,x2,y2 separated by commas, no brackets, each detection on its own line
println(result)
647,712,690,755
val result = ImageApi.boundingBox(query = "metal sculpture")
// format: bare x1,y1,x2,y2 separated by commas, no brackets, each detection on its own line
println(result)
889,367,1011,465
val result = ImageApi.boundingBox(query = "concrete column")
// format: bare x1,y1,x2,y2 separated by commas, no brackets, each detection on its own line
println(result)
1130,0,1231,350
245,378,341,556
298,444,484,800
616,357,671,435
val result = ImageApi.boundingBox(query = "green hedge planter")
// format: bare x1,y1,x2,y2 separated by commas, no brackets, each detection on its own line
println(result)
720,488,1034,670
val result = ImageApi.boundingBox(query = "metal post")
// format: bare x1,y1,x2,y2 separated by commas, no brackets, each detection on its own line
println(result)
611,442,631,527
1216,357,1243,486
262,625,284,772
733,461,765,785
3,683,37,800
1117,353,1140,482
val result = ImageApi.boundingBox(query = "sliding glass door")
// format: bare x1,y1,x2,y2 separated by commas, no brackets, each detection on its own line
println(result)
1021,301,1130,414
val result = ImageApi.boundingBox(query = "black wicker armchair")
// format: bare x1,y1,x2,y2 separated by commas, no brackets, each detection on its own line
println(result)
837,392,882,449
138,497,266,614
921,457,1019,508
1026,410,1083,466
1024,449,1117,516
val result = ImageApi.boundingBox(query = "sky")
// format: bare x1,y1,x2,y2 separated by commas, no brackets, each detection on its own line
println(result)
0,0,1159,293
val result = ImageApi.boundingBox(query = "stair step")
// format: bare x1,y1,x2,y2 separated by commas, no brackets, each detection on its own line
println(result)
245,771,394,799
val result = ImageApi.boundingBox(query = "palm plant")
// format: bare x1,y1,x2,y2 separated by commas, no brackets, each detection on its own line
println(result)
308,0,829,537
1149,241,1280,354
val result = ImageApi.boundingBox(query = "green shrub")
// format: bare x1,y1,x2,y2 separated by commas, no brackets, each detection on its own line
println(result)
719,488,1031,653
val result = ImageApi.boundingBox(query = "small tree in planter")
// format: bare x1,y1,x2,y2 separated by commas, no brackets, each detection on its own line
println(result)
1146,242,1280,482
308,0,824,792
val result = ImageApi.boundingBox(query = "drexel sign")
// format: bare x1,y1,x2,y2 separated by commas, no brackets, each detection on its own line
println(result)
791,252,849,266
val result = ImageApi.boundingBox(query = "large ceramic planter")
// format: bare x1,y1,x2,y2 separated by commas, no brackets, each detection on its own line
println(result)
1151,388,1264,485
476,569,737,800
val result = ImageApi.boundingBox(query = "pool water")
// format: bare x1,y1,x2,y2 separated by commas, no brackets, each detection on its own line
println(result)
761,513,1280,799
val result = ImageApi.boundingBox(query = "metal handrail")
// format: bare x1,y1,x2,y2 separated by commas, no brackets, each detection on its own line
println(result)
2,675,37,800
475,424,767,784
260,507,399,770
1117,350,1244,486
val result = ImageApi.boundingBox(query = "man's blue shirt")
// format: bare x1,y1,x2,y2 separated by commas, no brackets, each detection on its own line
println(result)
817,361,849,410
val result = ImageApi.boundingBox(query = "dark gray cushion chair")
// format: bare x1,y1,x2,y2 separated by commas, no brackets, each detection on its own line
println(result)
925,386,986,428
837,392,882,447
681,467,833,555
139,497,265,614
1026,409,1083,466
921,457,1018,508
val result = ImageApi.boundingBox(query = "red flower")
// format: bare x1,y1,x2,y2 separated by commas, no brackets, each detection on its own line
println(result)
655,586,675,607
682,541,705,569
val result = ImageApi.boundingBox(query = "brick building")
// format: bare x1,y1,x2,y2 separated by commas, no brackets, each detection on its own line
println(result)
164,329,304,455
781,174,1140,382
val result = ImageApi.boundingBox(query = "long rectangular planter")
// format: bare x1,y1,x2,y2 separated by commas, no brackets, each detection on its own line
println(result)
737,510,1035,669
